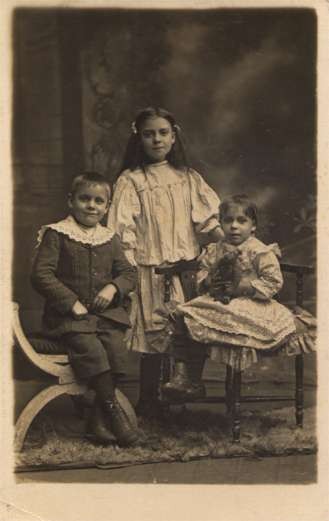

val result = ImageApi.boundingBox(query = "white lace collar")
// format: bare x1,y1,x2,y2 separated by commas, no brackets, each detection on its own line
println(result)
222,236,281,258
37,215,115,247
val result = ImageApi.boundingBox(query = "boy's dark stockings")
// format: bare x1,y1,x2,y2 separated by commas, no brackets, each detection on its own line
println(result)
91,370,115,402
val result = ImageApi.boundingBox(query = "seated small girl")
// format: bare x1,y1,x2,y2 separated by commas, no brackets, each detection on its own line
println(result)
163,194,299,401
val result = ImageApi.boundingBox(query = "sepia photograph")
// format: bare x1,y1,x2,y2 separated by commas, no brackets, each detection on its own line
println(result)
1,0,328,519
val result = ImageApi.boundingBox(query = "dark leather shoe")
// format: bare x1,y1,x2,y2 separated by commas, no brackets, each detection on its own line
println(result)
102,398,139,447
86,402,116,444
162,361,192,400
162,361,206,401
184,383,206,400
162,381,206,401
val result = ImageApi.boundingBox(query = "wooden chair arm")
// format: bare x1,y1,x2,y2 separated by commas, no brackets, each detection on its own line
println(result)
155,261,314,276
155,260,200,302
279,263,315,308
280,262,315,276
154,261,315,307
154,259,200,277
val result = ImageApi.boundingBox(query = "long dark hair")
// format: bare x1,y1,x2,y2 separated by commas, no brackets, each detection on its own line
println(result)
116,107,190,180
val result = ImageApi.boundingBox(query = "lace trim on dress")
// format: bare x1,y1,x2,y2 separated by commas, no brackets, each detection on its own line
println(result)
36,215,115,247
186,317,296,350
239,238,281,260
179,293,297,344
182,305,296,343
208,307,316,370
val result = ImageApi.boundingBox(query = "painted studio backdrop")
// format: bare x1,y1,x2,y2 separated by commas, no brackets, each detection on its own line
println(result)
13,8,316,332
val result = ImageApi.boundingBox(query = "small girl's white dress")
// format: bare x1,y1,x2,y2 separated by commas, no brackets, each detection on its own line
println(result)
178,236,297,351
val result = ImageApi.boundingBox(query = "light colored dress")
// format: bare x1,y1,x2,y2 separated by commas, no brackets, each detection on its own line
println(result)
178,236,297,351
107,161,220,353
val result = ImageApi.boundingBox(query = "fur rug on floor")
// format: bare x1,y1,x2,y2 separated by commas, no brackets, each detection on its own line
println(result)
16,405,316,471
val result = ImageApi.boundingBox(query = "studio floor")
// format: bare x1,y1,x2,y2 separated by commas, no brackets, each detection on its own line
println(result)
17,453,316,485
15,353,317,485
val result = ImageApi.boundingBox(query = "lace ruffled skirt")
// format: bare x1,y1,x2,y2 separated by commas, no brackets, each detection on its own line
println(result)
179,295,297,350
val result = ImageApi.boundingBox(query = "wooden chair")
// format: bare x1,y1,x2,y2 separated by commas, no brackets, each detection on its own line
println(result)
155,261,315,443
13,302,137,451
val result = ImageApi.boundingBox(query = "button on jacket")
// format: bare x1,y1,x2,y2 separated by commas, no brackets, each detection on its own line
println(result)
31,226,137,337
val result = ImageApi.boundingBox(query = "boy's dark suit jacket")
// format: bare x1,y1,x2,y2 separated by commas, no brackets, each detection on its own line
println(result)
31,229,137,338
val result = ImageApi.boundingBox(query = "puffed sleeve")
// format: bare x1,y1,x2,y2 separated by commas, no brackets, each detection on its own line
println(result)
107,172,141,266
251,250,283,300
188,169,221,235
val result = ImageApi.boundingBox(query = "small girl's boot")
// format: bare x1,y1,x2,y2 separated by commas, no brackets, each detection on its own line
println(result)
162,319,207,401
162,358,206,402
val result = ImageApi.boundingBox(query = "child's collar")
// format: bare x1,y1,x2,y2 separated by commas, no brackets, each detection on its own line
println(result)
222,236,281,257
223,235,255,251
36,215,115,247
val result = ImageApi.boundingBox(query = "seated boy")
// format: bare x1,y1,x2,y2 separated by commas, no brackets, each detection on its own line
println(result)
31,172,138,446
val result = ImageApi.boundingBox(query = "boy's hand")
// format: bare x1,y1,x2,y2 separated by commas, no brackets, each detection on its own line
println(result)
92,284,117,312
72,300,88,319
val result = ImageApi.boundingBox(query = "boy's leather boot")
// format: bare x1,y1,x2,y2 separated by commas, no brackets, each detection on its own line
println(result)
91,370,139,446
86,399,116,444
101,397,139,447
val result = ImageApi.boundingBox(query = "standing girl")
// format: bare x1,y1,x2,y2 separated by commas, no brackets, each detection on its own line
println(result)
108,107,222,417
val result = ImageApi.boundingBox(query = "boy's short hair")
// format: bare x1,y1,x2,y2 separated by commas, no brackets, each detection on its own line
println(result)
70,172,111,201
219,194,258,226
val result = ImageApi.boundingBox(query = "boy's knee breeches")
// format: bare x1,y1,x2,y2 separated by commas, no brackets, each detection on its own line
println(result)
63,318,128,380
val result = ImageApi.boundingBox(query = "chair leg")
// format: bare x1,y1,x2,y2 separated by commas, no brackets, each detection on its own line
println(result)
232,369,242,443
160,354,171,386
225,365,233,415
158,355,171,416
295,354,304,427
15,383,85,452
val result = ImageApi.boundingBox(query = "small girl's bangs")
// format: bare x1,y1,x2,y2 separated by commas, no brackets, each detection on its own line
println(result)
220,196,258,226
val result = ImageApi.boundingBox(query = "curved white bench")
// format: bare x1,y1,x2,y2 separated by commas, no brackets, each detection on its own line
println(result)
13,302,137,451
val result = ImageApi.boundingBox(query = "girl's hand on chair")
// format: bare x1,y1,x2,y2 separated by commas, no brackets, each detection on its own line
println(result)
92,284,117,312
72,300,88,319
208,225,225,243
